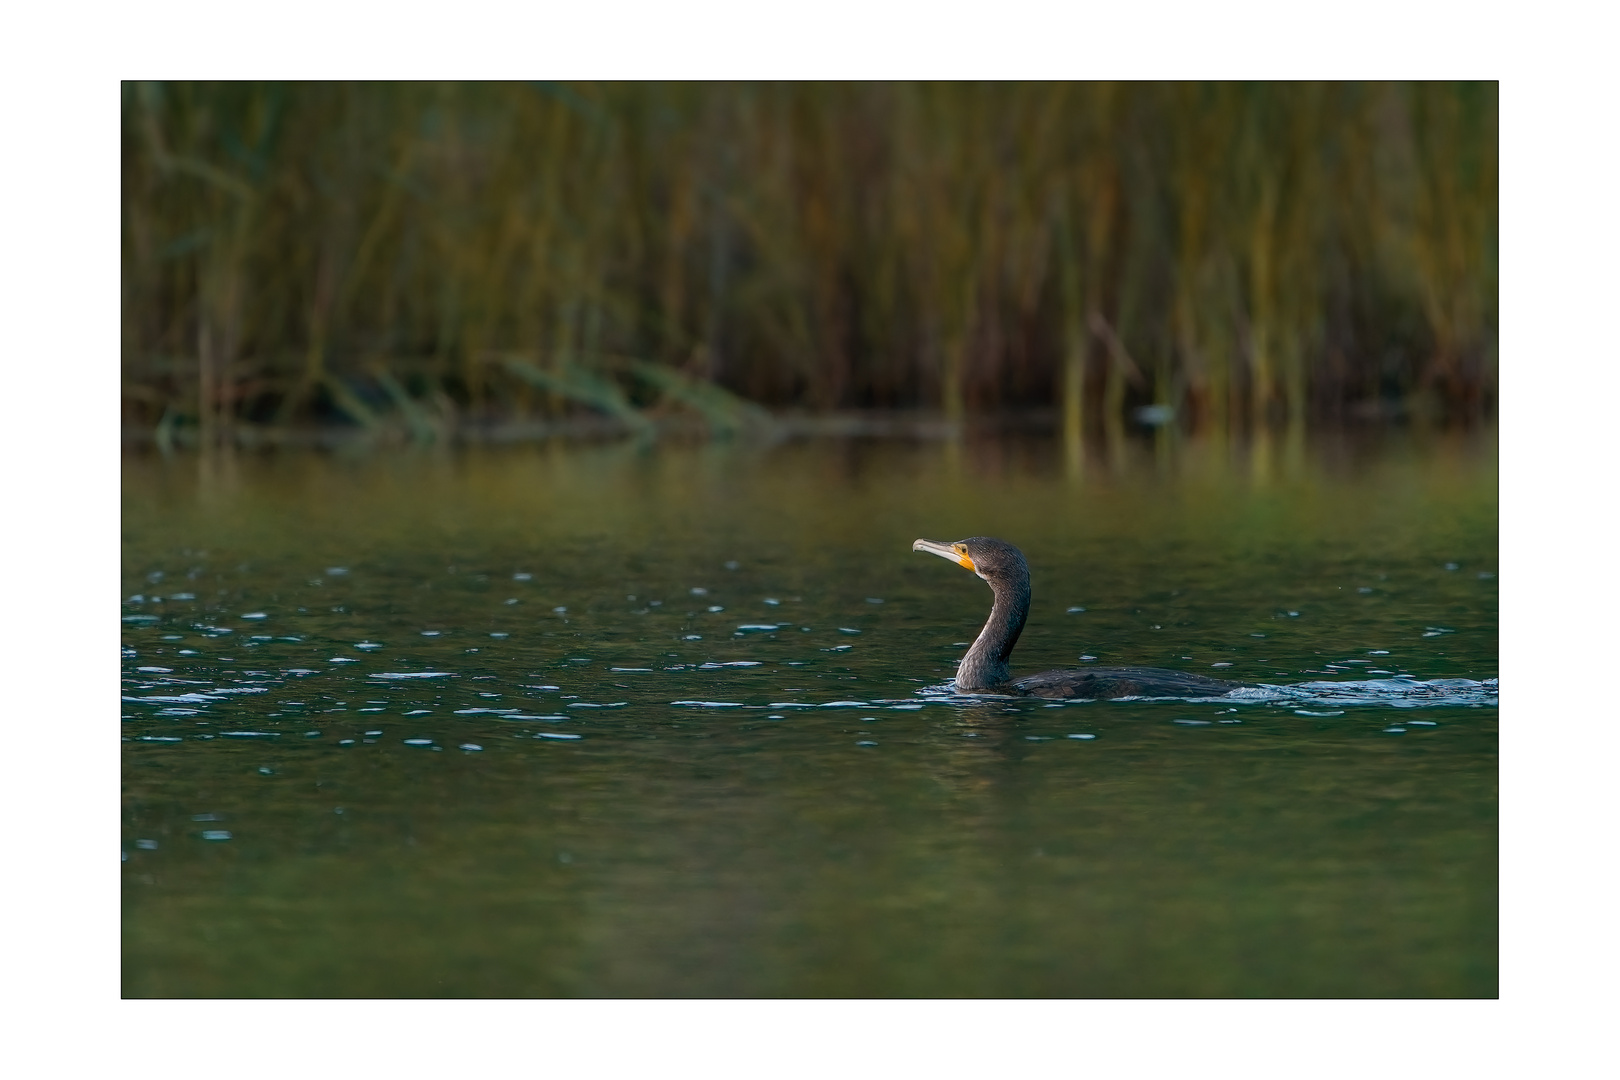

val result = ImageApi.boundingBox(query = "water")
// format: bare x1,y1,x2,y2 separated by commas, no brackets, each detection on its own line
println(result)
121,429,1497,996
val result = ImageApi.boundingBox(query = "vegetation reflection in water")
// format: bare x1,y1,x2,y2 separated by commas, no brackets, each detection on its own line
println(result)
121,429,1497,997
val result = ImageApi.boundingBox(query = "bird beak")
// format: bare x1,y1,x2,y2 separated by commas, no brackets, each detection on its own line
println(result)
913,538,975,571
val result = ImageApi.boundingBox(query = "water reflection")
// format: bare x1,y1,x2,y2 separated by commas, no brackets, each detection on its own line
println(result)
123,427,1496,996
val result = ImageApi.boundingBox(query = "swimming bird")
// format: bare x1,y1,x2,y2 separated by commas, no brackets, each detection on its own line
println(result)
912,536,1245,699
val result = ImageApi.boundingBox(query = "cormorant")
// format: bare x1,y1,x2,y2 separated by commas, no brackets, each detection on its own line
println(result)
912,536,1246,699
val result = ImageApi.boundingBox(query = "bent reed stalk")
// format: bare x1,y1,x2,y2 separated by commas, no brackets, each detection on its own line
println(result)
121,82,1497,441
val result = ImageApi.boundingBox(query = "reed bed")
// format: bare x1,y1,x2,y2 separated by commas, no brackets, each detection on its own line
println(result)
121,82,1496,442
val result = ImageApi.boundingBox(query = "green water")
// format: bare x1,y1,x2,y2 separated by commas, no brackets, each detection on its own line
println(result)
121,428,1498,997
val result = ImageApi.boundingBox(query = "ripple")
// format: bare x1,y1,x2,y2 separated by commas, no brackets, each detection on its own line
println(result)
534,732,583,740
220,731,279,738
200,830,232,841
370,672,455,680
1234,678,1497,709
672,700,746,708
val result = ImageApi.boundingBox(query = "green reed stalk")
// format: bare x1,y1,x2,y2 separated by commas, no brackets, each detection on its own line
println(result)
120,82,1497,438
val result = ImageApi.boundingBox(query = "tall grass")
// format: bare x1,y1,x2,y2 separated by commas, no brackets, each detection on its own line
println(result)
121,82,1497,441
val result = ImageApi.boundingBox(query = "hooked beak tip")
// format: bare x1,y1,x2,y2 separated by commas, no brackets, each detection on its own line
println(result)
913,537,976,571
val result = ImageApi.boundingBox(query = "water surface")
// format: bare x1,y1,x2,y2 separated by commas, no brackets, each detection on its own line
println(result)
122,429,1497,996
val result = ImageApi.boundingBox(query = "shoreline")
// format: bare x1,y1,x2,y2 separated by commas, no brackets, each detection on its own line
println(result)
121,402,1489,451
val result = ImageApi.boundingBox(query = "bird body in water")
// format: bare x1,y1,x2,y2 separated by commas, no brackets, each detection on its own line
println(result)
912,536,1245,699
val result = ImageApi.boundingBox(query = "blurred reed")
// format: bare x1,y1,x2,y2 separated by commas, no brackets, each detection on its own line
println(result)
121,82,1496,442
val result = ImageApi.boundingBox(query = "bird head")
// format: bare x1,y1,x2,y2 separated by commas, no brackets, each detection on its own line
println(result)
912,536,1028,587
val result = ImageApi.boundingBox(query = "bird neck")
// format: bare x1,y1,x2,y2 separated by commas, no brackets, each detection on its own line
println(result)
956,571,1030,690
